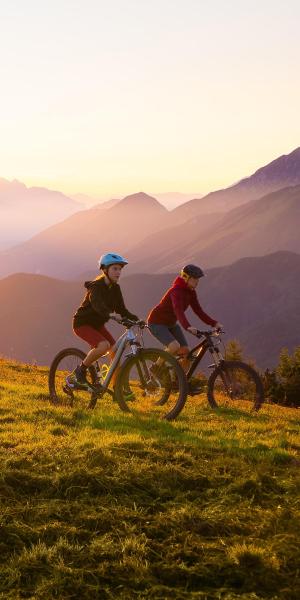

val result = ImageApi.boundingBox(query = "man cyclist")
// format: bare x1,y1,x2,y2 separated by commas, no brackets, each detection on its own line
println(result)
147,264,223,394
66,253,139,390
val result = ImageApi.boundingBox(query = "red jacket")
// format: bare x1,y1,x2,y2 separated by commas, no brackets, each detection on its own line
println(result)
147,276,217,330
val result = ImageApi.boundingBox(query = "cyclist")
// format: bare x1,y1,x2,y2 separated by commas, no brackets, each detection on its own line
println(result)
147,264,223,393
66,253,139,390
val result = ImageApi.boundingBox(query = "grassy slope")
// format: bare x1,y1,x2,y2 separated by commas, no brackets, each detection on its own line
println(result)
0,359,299,600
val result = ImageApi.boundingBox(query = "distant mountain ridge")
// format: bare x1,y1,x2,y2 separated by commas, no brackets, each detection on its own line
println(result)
0,192,168,279
153,192,203,209
1,146,299,278
172,147,300,222
109,191,164,212
0,251,299,368
128,184,300,273
0,178,83,250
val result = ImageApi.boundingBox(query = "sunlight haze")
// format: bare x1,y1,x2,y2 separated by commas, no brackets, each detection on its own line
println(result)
1,0,299,197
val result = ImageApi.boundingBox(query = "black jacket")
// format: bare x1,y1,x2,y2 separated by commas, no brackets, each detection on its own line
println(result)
73,276,138,329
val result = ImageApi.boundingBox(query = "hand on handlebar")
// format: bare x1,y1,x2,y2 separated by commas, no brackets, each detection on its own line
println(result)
110,314,146,328
109,313,122,322
188,324,224,337
187,326,199,336
137,319,146,328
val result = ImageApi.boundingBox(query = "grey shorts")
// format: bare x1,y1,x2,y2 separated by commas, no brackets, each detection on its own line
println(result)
148,323,188,347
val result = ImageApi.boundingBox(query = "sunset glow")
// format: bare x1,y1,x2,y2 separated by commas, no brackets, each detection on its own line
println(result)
1,0,300,197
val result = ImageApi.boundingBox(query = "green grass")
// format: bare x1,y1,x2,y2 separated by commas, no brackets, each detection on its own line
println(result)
0,358,299,599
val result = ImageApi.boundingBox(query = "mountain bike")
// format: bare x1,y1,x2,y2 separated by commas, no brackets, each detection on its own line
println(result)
48,318,188,420
160,329,264,412
187,329,264,411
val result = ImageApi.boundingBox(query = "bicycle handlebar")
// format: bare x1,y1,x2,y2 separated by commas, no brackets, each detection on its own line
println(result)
195,328,225,338
110,315,147,329
110,315,223,335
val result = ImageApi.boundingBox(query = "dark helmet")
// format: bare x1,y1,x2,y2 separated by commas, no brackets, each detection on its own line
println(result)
180,264,205,280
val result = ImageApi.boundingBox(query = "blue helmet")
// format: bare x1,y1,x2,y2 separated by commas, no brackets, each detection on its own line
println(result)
98,253,128,270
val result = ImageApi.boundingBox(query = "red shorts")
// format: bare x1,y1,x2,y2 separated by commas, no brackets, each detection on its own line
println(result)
74,325,115,349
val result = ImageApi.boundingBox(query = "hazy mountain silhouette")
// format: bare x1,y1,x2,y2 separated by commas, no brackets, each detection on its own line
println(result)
0,178,83,250
126,211,224,273
71,194,121,210
129,184,300,273
93,198,121,210
70,193,100,207
1,147,299,279
0,192,168,279
199,251,300,367
0,252,299,368
153,192,203,209
72,192,202,210
172,147,300,222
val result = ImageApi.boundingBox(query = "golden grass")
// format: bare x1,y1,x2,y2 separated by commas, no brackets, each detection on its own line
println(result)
0,357,299,599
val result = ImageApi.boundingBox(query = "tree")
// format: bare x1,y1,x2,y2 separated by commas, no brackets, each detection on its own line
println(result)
263,347,300,408
225,339,244,361
263,368,284,404
276,347,300,407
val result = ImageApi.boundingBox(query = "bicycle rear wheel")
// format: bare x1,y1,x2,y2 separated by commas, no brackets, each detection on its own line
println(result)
114,348,187,420
48,348,99,408
207,360,264,412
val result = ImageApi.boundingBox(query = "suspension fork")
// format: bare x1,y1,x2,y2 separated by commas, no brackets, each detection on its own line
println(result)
209,345,223,368
131,348,147,386
219,368,234,396
211,353,234,396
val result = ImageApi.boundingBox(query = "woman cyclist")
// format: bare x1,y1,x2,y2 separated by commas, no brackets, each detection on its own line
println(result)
147,264,223,393
66,253,139,390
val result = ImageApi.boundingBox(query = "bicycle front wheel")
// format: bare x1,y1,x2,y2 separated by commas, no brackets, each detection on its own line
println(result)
114,348,188,420
207,360,264,412
49,348,98,408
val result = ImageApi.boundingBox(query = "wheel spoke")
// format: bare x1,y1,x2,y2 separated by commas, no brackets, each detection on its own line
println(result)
115,348,187,420
208,361,264,411
49,349,105,408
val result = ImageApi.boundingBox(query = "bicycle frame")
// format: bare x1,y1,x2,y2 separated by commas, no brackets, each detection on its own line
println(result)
186,333,224,380
94,326,140,392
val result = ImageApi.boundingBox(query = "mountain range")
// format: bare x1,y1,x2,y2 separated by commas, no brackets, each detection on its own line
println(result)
1,147,299,279
0,192,168,279
128,184,300,272
0,251,299,369
71,192,203,210
172,146,300,222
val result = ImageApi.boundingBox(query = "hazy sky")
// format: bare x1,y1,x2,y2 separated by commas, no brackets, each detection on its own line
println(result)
1,0,299,197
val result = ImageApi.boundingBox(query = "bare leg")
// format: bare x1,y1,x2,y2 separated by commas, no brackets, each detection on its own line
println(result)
155,340,180,367
167,340,181,355
108,348,119,386
83,341,110,367
176,346,190,372
161,343,190,371
84,345,120,386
